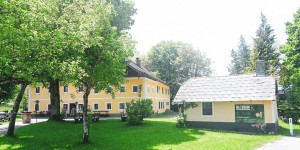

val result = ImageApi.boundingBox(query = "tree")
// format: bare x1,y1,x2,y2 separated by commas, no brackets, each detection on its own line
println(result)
280,8,300,103
0,83,17,103
76,0,135,143
228,35,251,75
248,13,280,75
126,99,153,125
145,41,213,109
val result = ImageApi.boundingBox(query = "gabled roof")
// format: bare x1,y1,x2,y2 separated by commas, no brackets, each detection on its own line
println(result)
127,62,165,83
174,74,276,103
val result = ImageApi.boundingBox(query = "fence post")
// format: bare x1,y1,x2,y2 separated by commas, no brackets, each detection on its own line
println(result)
289,118,293,136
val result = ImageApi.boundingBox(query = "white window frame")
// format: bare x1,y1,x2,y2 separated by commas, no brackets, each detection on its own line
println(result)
106,102,112,110
119,85,126,94
35,87,40,94
63,85,69,93
201,102,214,117
78,85,84,93
119,102,126,110
94,88,99,94
77,103,84,112
93,102,99,111
132,85,138,93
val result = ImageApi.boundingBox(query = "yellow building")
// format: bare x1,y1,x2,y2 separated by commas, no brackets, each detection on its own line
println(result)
28,58,170,116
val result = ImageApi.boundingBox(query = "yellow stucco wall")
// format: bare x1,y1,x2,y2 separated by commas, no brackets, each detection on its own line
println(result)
28,77,170,114
186,101,277,123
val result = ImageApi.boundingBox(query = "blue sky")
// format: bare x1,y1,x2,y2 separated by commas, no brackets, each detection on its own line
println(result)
129,0,299,75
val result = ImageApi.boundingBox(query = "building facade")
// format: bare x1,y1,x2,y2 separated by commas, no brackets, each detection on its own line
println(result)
28,58,170,116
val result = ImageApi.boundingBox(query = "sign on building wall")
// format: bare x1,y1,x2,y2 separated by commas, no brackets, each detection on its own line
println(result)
235,104,264,123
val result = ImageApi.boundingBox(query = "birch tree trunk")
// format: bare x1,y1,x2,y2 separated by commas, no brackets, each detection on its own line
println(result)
82,84,91,143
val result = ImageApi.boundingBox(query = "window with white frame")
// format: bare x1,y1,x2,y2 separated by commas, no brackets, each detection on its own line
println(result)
63,86,68,93
132,85,138,93
162,87,164,94
202,102,213,116
119,85,126,93
94,88,99,94
148,86,150,93
119,102,125,110
78,85,84,93
78,104,83,112
166,102,169,106
94,103,99,110
35,87,40,94
106,103,112,110
157,86,160,93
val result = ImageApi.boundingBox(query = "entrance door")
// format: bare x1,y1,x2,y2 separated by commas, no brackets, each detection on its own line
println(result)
70,103,76,114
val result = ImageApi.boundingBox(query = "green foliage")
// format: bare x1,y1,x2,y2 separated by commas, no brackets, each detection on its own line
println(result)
0,83,17,103
247,13,280,75
145,41,212,104
125,99,153,125
280,8,300,105
228,35,251,75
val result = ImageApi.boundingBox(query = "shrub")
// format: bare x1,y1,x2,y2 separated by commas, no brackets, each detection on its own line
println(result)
125,99,153,125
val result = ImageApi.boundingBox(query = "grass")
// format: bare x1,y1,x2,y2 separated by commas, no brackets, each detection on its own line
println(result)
1,118,299,150
0,104,13,111
150,112,178,118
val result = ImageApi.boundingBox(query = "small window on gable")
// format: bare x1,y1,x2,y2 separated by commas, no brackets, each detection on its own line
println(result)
132,85,138,93
202,102,213,116
35,87,40,94
63,86,68,93
94,87,99,94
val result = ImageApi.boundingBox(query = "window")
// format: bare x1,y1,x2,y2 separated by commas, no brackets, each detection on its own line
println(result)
202,102,213,116
94,103,99,110
78,104,83,111
159,102,164,109
78,85,84,93
47,86,50,93
162,87,164,94
119,85,126,93
119,103,125,110
148,86,150,93
63,104,68,112
157,86,160,93
106,103,112,110
34,102,40,111
94,88,99,94
35,87,40,94
152,87,154,93
132,85,138,93
63,86,68,93
47,104,51,111
166,102,169,106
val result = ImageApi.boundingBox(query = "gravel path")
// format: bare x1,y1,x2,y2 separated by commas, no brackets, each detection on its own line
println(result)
256,136,300,150
0,119,48,135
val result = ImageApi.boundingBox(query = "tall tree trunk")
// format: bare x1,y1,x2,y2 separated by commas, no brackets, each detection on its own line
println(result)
6,82,28,137
82,84,91,144
48,78,61,121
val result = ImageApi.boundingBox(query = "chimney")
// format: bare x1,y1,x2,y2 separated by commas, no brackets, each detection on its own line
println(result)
136,57,141,67
256,60,266,76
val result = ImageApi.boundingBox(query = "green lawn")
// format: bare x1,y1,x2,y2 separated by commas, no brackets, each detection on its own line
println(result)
2,119,298,150
0,104,13,111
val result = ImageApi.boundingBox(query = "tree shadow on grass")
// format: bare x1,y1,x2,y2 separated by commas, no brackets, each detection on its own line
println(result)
0,120,204,150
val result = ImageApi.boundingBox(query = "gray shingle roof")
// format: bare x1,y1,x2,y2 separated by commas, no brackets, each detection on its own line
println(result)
174,74,276,103
128,62,165,83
